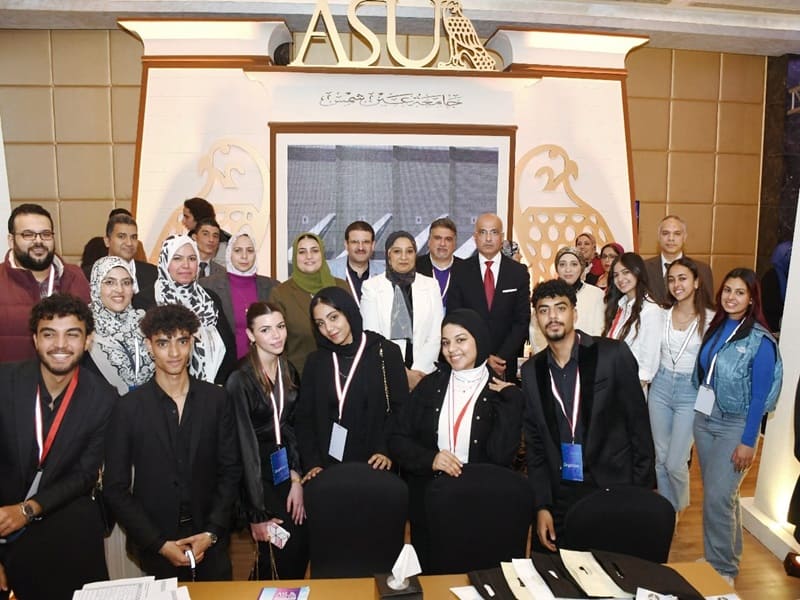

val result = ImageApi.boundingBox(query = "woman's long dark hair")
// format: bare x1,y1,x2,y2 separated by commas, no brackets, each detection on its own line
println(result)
246,301,297,394
666,257,713,336
603,252,655,341
703,268,771,344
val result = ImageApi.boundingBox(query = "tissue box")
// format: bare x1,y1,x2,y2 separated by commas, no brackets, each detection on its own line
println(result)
374,574,423,599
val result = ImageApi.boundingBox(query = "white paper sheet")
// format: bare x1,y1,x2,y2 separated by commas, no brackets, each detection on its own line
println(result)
501,561,534,600
450,585,485,599
560,549,632,599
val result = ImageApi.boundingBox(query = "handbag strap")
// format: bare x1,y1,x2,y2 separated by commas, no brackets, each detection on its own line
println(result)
379,342,391,414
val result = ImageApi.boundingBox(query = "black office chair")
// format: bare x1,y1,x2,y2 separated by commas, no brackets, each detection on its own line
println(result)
424,464,533,574
304,462,408,578
561,486,676,563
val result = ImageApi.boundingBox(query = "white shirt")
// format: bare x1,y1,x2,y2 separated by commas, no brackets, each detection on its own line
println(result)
660,307,714,374
660,252,683,276
608,294,665,383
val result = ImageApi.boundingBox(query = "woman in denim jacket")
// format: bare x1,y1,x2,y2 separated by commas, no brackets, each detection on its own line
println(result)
693,268,783,585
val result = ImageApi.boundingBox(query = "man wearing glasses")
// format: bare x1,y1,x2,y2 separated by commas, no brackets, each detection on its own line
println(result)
447,213,530,380
0,203,90,362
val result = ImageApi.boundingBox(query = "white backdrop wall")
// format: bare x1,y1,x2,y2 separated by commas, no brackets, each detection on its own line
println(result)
123,20,643,283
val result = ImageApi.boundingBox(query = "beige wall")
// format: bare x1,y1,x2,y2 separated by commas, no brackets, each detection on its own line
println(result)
0,30,766,279
627,47,766,288
0,29,142,263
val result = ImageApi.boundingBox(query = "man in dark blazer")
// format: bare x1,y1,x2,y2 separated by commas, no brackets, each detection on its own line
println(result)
447,213,530,379
522,279,655,552
416,217,463,307
104,304,241,580
0,294,115,600
102,212,158,294
643,215,714,304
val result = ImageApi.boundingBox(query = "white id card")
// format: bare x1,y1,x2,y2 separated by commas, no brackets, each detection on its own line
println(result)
695,384,715,415
329,422,348,461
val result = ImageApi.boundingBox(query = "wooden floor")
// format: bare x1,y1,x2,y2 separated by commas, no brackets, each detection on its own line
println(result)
231,450,800,599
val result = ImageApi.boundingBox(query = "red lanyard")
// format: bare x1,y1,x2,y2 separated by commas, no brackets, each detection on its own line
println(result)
35,368,80,466
448,375,486,452
608,306,624,339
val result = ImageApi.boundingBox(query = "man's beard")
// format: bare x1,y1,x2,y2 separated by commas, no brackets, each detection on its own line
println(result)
15,244,55,271
544,323,567,342
39,351,82,377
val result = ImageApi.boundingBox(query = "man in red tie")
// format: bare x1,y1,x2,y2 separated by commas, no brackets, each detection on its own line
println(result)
447,213,530,379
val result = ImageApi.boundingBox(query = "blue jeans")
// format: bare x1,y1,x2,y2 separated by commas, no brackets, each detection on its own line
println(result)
693,404,751,578
649,366,696,511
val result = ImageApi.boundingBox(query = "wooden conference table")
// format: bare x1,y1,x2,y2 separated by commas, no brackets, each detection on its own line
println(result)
185,561,734,599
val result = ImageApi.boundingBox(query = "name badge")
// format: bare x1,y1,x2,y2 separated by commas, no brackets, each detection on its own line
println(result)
329,422,348,462
561,443,584,482
695,384,715,416
270,447,290,485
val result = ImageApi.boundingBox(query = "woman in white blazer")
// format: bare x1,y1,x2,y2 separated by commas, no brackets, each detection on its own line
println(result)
361,231,443,390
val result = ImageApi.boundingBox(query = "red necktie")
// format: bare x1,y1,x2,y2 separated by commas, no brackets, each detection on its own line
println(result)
484,260,495,310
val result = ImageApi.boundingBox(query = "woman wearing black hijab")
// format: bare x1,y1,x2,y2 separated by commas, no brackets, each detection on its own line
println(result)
295,286,409,482
389,309,523,566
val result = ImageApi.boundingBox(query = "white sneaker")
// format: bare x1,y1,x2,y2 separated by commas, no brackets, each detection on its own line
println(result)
722,574,735,587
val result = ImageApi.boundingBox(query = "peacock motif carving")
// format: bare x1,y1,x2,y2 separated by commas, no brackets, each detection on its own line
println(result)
513,144,616,285
438,0,496,71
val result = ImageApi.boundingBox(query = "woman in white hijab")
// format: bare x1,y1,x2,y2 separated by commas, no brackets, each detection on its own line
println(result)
86,256,154,393
200,227,277,359
134,234,236,383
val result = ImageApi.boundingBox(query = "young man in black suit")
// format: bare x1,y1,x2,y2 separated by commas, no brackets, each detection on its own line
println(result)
447,213,530,379
0,294,115,600
104,304,241,580
522,279,655,552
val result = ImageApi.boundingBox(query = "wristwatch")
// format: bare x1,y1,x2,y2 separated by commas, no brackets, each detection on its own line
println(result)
205,531,218,546
20,501,35,522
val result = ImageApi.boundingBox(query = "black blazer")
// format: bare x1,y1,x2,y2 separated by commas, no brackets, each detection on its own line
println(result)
643,255,714,305
134,260,158,293
389,365,523,475
103,377,242,555
521,332,655,510
447,254,531,370
226,359,300,523
0,361,116,512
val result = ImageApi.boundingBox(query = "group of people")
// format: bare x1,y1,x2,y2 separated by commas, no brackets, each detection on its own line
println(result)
0,201,784,598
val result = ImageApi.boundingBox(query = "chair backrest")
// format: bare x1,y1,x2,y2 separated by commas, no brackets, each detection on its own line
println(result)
304,462,408,578
561,486,675,563
425,464,532,574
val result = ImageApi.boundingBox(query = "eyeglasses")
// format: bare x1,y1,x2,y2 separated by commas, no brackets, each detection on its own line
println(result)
15,230,54,242
477,229,501,238
101,278,134,289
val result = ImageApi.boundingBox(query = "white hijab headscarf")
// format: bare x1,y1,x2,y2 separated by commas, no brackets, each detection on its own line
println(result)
225,227,258,276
